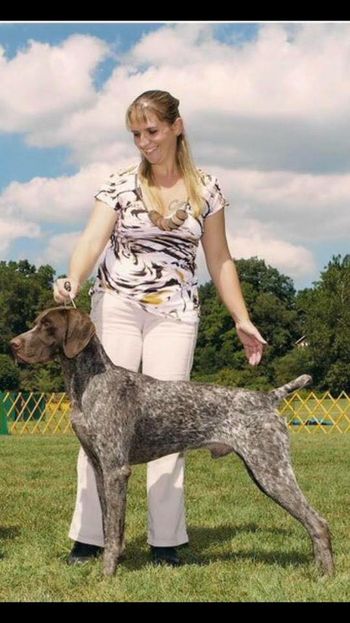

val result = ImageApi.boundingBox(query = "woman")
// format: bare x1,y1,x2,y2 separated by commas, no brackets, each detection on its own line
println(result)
53,90,266,567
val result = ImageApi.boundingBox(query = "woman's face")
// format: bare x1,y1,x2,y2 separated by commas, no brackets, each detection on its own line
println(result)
129,110,181,167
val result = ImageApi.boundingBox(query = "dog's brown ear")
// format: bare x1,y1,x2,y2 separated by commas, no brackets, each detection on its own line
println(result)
63,309,96,359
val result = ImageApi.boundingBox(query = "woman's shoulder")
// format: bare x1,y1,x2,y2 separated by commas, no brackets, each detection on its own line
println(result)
95,163,139,207
106,163,139,188
197,168,219,188
196,168,228,213
197,168,224,196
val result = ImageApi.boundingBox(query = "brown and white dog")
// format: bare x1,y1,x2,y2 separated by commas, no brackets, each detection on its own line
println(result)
10,307,334,577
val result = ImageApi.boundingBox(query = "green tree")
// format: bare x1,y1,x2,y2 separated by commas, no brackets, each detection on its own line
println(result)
296,254,350,393
325,362,350,396
236,257,296,306
193,257,302,387
0,260,55,355
0,261,94,391
0,354,20,390
273,347,314,387
18,362,66,393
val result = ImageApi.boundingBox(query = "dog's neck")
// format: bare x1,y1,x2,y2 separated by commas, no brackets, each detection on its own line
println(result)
59,335,115,408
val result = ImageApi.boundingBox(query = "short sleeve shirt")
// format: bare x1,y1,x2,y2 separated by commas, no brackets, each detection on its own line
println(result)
92,164,228,323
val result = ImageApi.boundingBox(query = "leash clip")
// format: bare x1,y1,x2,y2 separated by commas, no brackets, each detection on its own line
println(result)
63,280,77,309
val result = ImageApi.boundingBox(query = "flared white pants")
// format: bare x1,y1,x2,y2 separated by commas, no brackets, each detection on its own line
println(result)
68,291,198,547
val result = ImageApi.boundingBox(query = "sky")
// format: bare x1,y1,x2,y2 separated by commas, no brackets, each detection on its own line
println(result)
0,20,349,291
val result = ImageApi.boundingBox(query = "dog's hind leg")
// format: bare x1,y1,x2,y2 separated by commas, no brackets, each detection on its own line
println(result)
235,434,334,576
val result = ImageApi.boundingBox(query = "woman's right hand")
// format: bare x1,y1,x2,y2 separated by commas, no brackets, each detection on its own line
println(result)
53,277,80,304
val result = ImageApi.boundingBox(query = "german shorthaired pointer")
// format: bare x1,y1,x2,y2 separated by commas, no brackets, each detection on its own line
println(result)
10,307,334,577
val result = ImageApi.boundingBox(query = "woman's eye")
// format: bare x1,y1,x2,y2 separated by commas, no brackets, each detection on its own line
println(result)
149,129,157,135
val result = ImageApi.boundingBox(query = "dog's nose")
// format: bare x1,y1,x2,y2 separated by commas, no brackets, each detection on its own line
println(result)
10,337,22,351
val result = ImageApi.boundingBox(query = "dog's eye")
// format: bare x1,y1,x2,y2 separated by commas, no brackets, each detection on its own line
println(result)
41,319,52,329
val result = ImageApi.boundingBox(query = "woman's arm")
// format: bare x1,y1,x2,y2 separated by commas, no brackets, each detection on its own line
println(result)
53,200,117,303
201,209,266,366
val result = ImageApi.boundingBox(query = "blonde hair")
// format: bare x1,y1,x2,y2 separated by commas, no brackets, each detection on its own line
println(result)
126,90,204,217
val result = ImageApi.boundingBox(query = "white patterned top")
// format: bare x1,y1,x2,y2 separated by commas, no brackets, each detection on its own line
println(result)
91,164,228,323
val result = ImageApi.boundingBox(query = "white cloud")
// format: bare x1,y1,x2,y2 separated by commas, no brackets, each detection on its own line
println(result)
0,161,135,223
36,231,81,268
0,217,41,253
196,220,315,286
6,22,350,169
3,157,349,284
2,22,350,287
126,23,225,67
37,231,106,277
0,35,109,133
124,22,350,117
227,224,316,279
213,167,350,241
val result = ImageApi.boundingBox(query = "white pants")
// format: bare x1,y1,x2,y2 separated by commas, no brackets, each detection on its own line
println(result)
69,291,198,547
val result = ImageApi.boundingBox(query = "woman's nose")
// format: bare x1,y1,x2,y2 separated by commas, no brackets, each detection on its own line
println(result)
138,134,150,149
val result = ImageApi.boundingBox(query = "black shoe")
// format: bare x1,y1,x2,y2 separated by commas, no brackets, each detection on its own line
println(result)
150,546,181,567
67,541,103,565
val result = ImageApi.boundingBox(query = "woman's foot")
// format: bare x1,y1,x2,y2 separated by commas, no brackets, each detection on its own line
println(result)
67,541,103,565
150,546,181,567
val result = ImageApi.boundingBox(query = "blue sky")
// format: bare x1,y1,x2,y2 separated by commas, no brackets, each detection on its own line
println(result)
0,21,259,186
0,23,163,187
0,21,349,290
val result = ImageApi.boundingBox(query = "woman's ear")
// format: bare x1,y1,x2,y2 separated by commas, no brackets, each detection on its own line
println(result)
173,117,184,137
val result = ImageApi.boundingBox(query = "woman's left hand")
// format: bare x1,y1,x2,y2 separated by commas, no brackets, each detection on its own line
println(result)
235,319,267,366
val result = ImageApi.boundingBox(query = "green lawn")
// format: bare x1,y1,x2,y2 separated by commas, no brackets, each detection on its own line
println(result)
0,433,349,602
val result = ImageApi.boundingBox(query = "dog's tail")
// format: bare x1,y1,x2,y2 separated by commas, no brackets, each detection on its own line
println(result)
269,374,312,404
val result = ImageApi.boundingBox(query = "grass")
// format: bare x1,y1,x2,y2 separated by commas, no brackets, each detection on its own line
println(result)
0,433,350,602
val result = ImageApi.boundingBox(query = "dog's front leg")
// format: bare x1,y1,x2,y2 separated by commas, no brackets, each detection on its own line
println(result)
72,416,109,525
99,460,131,576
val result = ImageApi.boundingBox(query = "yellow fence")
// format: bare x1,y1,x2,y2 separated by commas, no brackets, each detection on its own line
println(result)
0,392,72,435
280,391,350,433
0,390,350,435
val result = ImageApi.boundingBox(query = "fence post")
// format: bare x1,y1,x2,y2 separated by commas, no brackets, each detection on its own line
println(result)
0,391,9,435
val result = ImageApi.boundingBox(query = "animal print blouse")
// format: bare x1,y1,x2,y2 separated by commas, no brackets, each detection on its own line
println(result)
91,164,228,323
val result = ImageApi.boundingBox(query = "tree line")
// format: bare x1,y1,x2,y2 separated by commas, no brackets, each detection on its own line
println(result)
1,255,350,394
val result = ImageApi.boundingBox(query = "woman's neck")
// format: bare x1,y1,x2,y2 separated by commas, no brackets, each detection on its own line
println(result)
151,164,181,187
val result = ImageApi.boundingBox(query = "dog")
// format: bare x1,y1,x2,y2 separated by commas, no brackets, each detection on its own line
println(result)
10,307,334,577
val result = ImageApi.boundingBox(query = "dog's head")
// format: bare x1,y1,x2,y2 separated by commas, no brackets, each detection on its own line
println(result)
10,307,96,363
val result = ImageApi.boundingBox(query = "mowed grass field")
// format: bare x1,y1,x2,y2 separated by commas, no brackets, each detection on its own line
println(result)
0,432,349,602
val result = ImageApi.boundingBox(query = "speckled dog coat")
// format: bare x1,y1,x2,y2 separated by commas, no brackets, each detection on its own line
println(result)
10,307,334,577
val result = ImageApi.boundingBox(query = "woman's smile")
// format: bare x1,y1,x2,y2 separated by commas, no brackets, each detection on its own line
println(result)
130,112,178,167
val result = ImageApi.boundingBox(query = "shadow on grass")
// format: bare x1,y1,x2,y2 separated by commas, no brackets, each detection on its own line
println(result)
99,522,308,572
0,526,21,560
189,522,292,541
186,523,308,569
0,526,21,540
58,523,309,574
202,548,309,568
